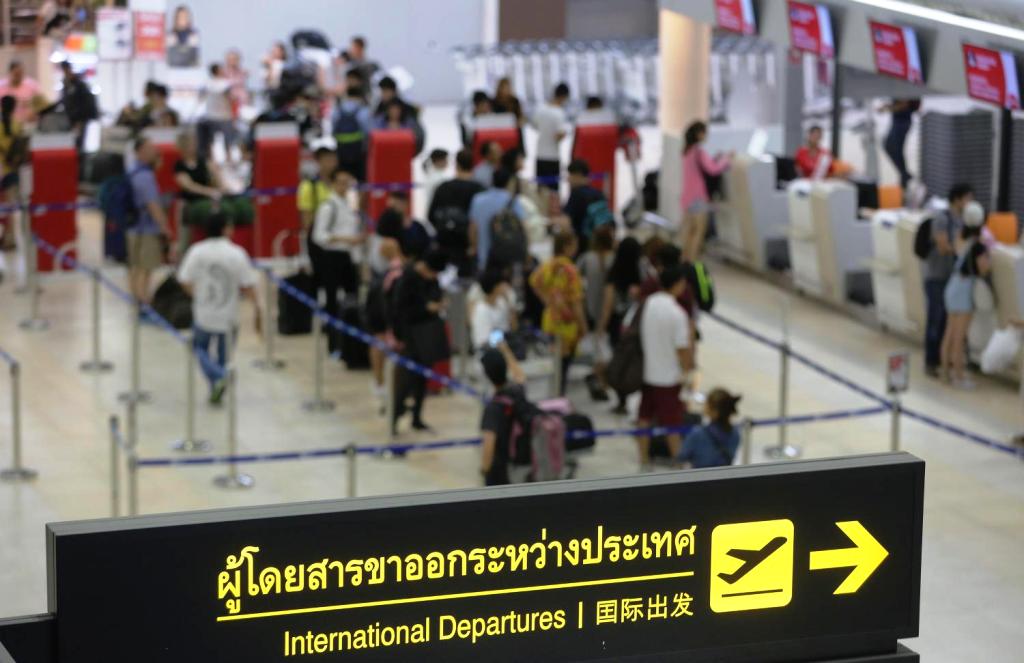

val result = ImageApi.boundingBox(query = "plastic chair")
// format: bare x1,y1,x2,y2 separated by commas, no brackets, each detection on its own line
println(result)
877,185,902,209
986,211,1019,244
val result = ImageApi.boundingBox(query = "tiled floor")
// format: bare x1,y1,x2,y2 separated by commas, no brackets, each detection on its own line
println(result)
0,109,1021,660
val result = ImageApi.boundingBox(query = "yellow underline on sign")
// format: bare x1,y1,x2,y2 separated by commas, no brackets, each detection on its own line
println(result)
217,570,695,622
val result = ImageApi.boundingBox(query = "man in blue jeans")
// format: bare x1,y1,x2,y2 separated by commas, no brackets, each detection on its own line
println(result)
923,184,973,376
178,213,260,404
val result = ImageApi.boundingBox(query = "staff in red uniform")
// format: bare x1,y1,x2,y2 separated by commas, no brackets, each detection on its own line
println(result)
793,125,834,179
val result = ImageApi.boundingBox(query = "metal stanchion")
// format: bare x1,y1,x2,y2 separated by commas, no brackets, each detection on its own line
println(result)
889,394,902,452
765,300,801,460
124,398,139,516
17,231,48,331
551,336,563,397
302,317,335,411
0,361,37,481
346,443,357,498
213,366,254,488
109,415,121,517
385,356,396,445
80,269,114,372
740,418,754,466
127,446,139,517
118,304,152,404
253,272,284,370
171,336,211,452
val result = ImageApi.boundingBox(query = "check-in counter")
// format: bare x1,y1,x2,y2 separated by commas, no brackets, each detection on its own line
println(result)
869,209,928,335
786,179,872,306
717,154,788,270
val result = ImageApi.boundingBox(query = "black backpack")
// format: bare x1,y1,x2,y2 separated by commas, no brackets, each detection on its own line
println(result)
489,197,527,265
606,302,645,397
914,212,951,260
433,206,470,252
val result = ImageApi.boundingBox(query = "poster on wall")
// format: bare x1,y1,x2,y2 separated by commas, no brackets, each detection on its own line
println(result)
715,0,756,36
869,20,924,84
97,8,132,61
962,43,1021,110
788,2,835,58
133,10,166,61
167,4,200,68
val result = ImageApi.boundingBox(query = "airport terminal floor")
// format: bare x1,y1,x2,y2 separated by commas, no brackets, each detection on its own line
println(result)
0,114,1021,658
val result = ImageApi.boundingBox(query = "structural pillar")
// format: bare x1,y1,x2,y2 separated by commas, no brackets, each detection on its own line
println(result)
658,9,711,224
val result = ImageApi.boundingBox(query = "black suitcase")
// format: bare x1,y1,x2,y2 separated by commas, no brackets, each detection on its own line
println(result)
277,271,315,335
333,298,370,369
563,413,595,452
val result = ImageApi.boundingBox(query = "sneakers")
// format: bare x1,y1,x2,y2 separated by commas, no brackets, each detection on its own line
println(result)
209,379,226,406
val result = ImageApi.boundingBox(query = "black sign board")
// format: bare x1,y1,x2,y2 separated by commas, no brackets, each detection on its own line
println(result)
46,453,924,662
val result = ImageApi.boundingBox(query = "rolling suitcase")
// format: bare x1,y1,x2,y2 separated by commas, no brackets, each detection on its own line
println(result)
277,271,314,335
335,298,370,369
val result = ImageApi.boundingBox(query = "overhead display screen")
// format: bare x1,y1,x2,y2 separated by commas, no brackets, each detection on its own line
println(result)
715,0,757,36
45,454,924,662
788,1,836,58
963,43,1021,110
869,20,924,84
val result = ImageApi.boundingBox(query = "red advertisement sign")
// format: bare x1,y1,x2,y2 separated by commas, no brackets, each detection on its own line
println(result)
963,43,1021,110
869,20,923,83
788,2,835,58
133,11,165,61
715,0,756,36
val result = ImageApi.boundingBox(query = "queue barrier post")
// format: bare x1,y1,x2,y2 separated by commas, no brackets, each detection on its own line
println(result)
171,335,211,453
213,366,254,489
17,231,48,331
80,269,113,373
346,443,357,498
0,361,37,481
125,398,139,516
109,415,120,517
302,316,335,412
740,418,754,466
551,335,563,397
385,356,396,445
889,394,902,452
118,303,152,404
765,299,801,460
253,271,285,370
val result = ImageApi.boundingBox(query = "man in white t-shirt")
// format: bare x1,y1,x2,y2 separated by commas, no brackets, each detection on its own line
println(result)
636,265,693,465
312,168,365,355
177,213,260,404
531,82,570,191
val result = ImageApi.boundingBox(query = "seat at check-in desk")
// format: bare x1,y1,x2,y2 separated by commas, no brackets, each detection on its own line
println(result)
869,209,928,335
716,154,789,270
786,178,873,306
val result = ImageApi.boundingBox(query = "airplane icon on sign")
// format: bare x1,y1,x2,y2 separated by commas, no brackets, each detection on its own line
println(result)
717,536,789,584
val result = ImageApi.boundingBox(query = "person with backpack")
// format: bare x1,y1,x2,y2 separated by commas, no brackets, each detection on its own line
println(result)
311,168,364,353
636,264,693,468
126,137,172,304
333,86,371,183
479,345,527,486
600,237,645,413
530,231,588,395
563,158,613,252
429,149,484,275
920,183,974,377
469,169,526,272
679,388,742,468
